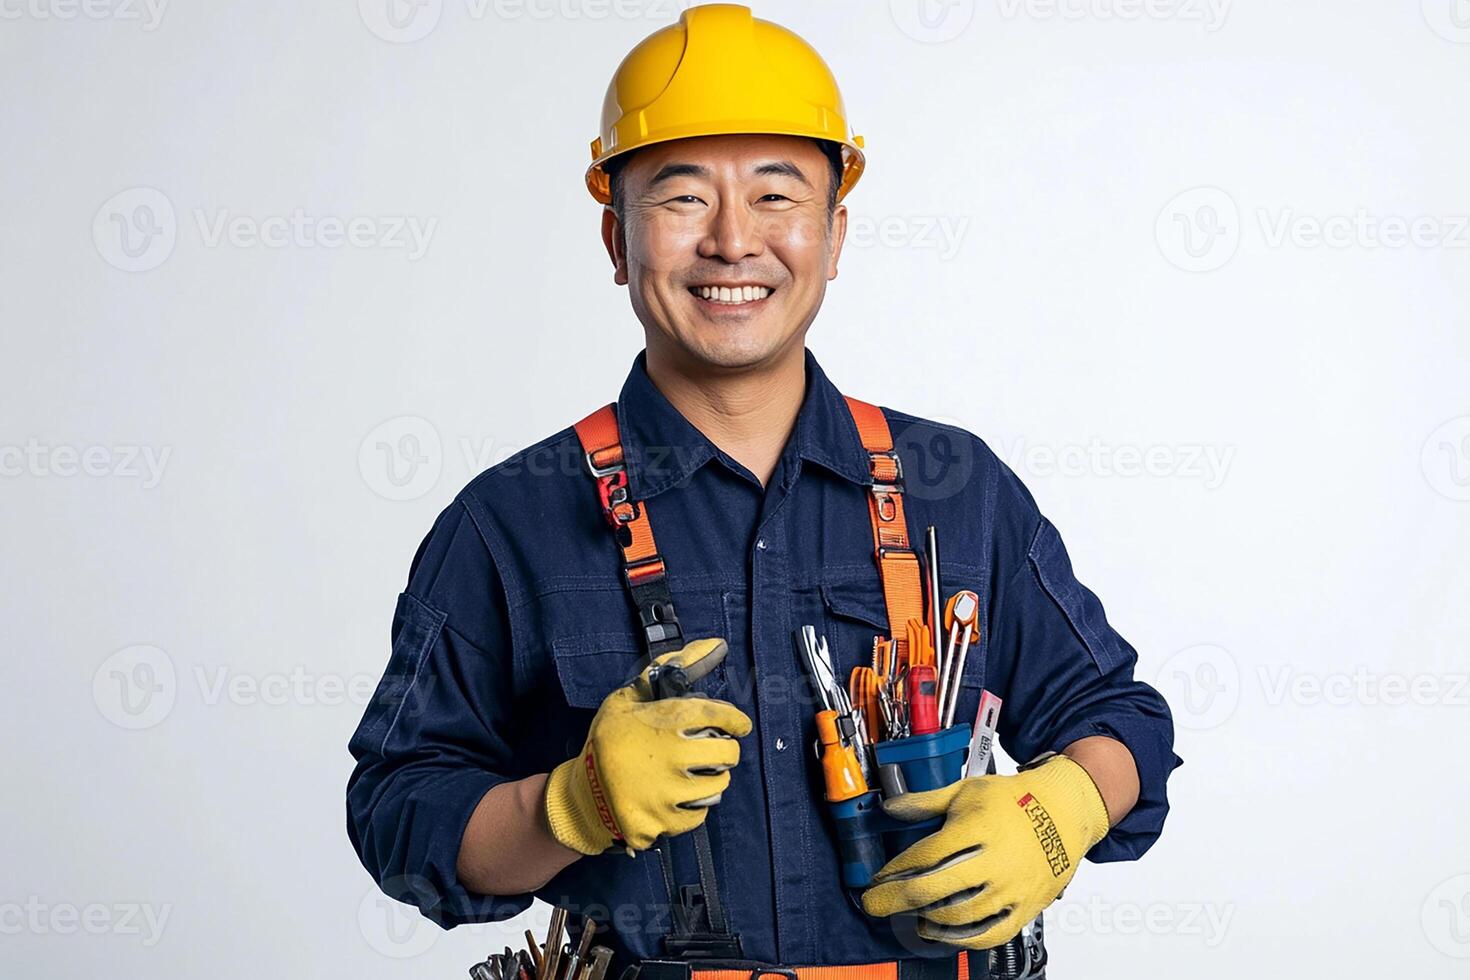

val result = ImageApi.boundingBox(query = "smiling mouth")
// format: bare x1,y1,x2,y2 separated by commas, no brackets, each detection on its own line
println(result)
688,284,775,307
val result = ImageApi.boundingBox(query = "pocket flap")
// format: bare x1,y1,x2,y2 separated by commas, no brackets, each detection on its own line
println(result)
550,633,646,709
820,578,890,632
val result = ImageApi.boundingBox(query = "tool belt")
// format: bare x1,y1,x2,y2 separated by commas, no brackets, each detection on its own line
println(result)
631,953,975,980
574,395,1042,979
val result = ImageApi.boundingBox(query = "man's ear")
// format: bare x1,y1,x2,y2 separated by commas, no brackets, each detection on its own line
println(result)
827,202,848,281
601,207,629,285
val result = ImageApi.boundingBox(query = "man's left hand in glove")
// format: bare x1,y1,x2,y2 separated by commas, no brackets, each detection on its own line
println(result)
859,753,1112,950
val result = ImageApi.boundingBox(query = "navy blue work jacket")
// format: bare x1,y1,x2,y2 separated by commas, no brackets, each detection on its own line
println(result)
346,348,1179,969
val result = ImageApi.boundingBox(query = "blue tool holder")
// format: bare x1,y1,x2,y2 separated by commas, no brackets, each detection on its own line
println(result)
828,723,972,891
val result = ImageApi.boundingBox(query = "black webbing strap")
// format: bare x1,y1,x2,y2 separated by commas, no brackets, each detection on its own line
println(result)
574,404,741,960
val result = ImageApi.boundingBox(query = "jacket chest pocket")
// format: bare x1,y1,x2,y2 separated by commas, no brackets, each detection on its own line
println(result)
538,577,730,686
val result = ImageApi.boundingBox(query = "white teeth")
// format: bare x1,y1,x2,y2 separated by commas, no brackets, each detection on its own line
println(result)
695,285,771,304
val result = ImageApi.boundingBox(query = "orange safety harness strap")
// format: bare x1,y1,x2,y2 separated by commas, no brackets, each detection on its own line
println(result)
574,404,686,657
843,396,927,661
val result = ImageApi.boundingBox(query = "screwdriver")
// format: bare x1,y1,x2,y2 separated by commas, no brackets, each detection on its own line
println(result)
815,708,870,799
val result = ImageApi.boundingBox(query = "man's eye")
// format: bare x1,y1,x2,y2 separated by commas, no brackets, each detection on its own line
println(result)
759,194,790,202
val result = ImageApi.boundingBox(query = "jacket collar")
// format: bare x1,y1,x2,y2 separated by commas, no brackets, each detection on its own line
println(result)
614,347,872,499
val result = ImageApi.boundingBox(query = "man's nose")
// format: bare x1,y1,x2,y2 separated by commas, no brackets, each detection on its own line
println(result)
698,200,764,263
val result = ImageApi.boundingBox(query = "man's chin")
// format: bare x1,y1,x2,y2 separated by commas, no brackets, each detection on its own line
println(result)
677,335,792,372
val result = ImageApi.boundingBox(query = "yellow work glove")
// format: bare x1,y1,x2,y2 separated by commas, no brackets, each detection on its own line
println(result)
544,638,753,855
860,755,1110,949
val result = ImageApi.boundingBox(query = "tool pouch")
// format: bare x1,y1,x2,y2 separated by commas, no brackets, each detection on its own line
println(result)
828,723,971,891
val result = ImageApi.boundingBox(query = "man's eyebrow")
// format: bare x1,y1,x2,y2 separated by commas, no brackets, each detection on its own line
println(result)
644,159,813,191
751,160,811,186
646,162,711,189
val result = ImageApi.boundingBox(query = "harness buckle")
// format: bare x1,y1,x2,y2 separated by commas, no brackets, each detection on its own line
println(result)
867,449,904,490
595,467,640,526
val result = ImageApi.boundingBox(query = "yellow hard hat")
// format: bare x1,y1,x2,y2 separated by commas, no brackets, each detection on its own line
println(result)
586,3,865,204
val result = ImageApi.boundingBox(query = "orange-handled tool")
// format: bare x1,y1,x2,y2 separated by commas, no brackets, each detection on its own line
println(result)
815,709,869,801
850,666,882,744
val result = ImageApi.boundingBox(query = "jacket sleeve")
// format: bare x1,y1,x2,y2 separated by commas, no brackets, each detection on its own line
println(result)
346,498,534,927
984,469,1181,862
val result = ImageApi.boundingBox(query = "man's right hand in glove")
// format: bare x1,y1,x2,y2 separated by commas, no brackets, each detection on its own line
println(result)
543,637,753,855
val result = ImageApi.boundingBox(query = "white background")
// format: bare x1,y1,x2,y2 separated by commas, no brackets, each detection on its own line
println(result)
3,0,1468,977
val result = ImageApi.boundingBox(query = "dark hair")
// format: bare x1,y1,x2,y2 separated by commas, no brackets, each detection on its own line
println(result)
606,138,845,222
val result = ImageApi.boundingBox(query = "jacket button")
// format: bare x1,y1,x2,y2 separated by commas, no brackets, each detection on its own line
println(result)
756,538,767,551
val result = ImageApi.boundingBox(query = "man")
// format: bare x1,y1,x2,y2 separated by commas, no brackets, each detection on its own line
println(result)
346,5,1178,978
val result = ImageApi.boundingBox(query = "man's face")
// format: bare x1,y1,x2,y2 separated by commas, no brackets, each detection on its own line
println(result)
602,133,848,372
